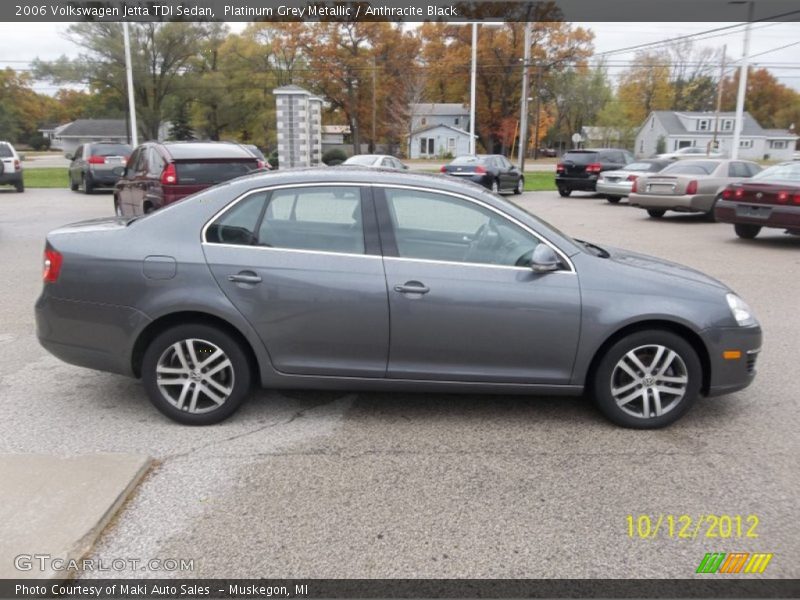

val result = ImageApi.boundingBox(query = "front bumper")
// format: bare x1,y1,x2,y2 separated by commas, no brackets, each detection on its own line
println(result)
35,294,151,377
702,324,762,397
715,199,800,231
628,192,715,213
555,175,597,191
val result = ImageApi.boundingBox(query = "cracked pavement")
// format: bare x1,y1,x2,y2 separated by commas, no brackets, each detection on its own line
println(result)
0,188,797,579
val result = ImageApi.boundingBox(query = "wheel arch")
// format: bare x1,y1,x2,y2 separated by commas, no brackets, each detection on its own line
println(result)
131,311,260,384
584,319,711,395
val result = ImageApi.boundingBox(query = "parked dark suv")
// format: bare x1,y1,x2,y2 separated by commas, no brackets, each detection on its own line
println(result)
115,141,261,216
68,142,132,194
555,148,634,197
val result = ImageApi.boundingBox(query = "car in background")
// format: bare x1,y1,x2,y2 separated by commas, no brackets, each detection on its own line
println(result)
715,161,800,239
36,167,761,428
555,148,634,197
114,141,260,216
240,144,271,170
68,142,132,194
628,159,761,219
792,150,800,161
0,141,23,192
343,154,408,170
657,147,726,161
537,147,558,158
441,154,524,194
596,159,672,203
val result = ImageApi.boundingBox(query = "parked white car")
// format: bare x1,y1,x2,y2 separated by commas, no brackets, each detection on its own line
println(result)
657,147,726,161
0,141,24,192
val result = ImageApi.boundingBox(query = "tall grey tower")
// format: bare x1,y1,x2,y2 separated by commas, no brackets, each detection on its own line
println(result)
273,85,323,168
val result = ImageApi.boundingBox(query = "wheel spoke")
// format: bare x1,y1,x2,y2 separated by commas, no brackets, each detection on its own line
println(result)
157,376,186,386
658,374,688,385
648,346,665,374
199,382,226,406
625,351,649,375
617,357,640,380
173,343,190,370
185,339,200,367
616,387,644,407
157,365,189,376
655,350,677,376
175,382,192,410
651,388,663,416
197,348,224,369
188,383,201,412
203,375,232,397
656,385,684,397
641,391,650,417
204,358,232,378
612,379,639,396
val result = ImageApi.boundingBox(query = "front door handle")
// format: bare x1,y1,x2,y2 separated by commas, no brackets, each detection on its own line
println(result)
228,272,262,284
393,281,430,295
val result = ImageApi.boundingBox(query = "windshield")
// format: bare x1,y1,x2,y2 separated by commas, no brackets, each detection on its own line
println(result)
450,156,483,165
627,162,663,172
562,151,598,165
0,143,14,158
91,144,131,157
662,160,718,175
344,155,378,165
752,162,800,182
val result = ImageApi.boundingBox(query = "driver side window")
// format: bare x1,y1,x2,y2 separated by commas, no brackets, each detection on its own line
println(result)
383,188,540,267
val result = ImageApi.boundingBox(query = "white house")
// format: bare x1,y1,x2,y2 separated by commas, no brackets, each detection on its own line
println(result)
407,103,475,159
635,111,797,161
52,119,130,156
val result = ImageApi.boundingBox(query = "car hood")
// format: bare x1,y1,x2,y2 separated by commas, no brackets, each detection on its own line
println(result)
604,245,728,290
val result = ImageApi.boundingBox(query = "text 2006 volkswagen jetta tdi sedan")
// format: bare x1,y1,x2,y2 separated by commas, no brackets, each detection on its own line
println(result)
35,168,761,428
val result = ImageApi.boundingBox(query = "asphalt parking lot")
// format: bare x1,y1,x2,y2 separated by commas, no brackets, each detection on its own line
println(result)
0,187,797,579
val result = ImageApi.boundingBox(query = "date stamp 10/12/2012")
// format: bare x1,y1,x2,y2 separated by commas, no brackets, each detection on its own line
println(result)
626,514,760,540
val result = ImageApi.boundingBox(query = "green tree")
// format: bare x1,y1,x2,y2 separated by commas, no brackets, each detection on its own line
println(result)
168,103,195,141
617,50,675,126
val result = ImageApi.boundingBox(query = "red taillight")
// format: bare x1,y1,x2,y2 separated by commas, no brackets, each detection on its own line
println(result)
793,194,800,205
631,178,638,193
475,165,487,174
685,180,698,195
585,162,602,174
440,165,447,173
777,191,790,204
626,174,638,182
256,159,266,169
161,163,178,185
43,249,63,283
87,155,105,165
556,163,565,173
721,187,734,200
14,159,21,171
734,188,745,200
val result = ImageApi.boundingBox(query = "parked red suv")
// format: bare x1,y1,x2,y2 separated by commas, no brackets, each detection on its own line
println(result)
114,142,261,216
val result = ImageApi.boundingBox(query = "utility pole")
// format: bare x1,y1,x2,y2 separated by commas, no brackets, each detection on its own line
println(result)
533,67,543,160
518,22,532,171
469,22,477,155
711,44,726,154
731,1,754,159
123,22,138,147
371,56,377,154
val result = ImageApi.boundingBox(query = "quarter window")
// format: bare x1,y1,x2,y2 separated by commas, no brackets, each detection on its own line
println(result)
383,188,540,268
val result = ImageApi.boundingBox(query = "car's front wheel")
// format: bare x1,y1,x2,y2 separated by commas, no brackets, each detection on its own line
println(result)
558,186,571,197
141,324,253,425
734,223,761,239
592,330,701,429
513,177,524,195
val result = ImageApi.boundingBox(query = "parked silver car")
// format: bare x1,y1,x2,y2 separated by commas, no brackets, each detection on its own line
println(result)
596,159,672,203
343,154,408,170
35,169,761,428
628,159,761,219
657,147,726,160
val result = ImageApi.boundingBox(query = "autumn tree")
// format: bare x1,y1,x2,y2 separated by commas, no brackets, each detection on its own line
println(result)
617,50,675,125
721,67,799,129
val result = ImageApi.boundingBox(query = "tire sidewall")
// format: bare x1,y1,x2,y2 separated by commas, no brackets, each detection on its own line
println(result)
592,330,702,429
141,324,252,425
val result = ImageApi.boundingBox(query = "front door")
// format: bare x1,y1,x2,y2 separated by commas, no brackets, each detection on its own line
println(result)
203,184,390,377
376,186,581,384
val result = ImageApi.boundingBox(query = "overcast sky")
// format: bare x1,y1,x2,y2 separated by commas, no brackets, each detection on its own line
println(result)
0,21,798,94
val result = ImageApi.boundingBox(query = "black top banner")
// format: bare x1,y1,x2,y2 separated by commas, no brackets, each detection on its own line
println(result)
3,0,800,22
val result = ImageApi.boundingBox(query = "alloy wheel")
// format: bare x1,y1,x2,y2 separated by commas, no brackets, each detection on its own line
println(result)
156,338,234,414
610,344,688,419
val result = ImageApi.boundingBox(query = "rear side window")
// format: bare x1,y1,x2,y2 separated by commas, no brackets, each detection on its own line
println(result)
174,161,257,185
206,187,365,255
451,156,481,166
627,162,661,172
562,152,598,164
728,162,752,178
0,143,13,158
90,144,130,157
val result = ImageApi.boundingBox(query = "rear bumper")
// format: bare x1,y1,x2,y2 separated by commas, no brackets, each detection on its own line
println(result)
702,324,762,397
715,199,800,230
628,192,714,213
0,171,22,184
35,294,151,377
555,175,597,191
445,173,493,188
596,181,633,197
87,168,122,187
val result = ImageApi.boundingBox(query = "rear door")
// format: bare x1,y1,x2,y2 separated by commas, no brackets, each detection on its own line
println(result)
561,151,597,179
203,184,390,377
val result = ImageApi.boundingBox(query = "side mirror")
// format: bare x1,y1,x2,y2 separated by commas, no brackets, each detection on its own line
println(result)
531,244,561,273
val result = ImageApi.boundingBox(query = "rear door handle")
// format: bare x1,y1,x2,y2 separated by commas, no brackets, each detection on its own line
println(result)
228,272,262,284
393,281,430,295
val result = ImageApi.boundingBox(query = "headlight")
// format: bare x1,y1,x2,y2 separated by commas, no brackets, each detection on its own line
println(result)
726,293,757,327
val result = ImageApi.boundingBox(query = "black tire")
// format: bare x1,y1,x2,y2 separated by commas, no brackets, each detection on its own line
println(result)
647,209,666,218
141,323,253,425
606,196,621,204
490,179,500,194
705,198,720,222
113,197,123,216
734,223,761,239
82,174,94,194
558,186,572,197
15,179,24,193
513,177,524,195
70,175,79,192
592,330,702,429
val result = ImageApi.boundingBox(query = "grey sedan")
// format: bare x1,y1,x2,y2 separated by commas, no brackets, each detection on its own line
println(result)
628,159,761,219
596,159,672,203
35,169,762,428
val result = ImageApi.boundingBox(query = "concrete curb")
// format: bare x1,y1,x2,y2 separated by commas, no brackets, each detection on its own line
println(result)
0,454,153,580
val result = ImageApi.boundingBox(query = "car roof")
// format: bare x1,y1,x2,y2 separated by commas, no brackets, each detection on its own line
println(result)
159,141,256,160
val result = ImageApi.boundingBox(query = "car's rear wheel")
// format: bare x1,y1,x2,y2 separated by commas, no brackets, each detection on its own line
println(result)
647,209,666,218
15,179,24,193
606,196,621,204
592,330,701,429
558,186,571,197
82,174,94,195
70,176,79,192
514,177,524,195
734,223,761,239
141,324,253,425
113,197,123,216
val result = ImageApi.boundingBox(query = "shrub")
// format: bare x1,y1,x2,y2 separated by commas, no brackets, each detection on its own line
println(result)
268,150,278,169
322,148,347,165
27,133,50,151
